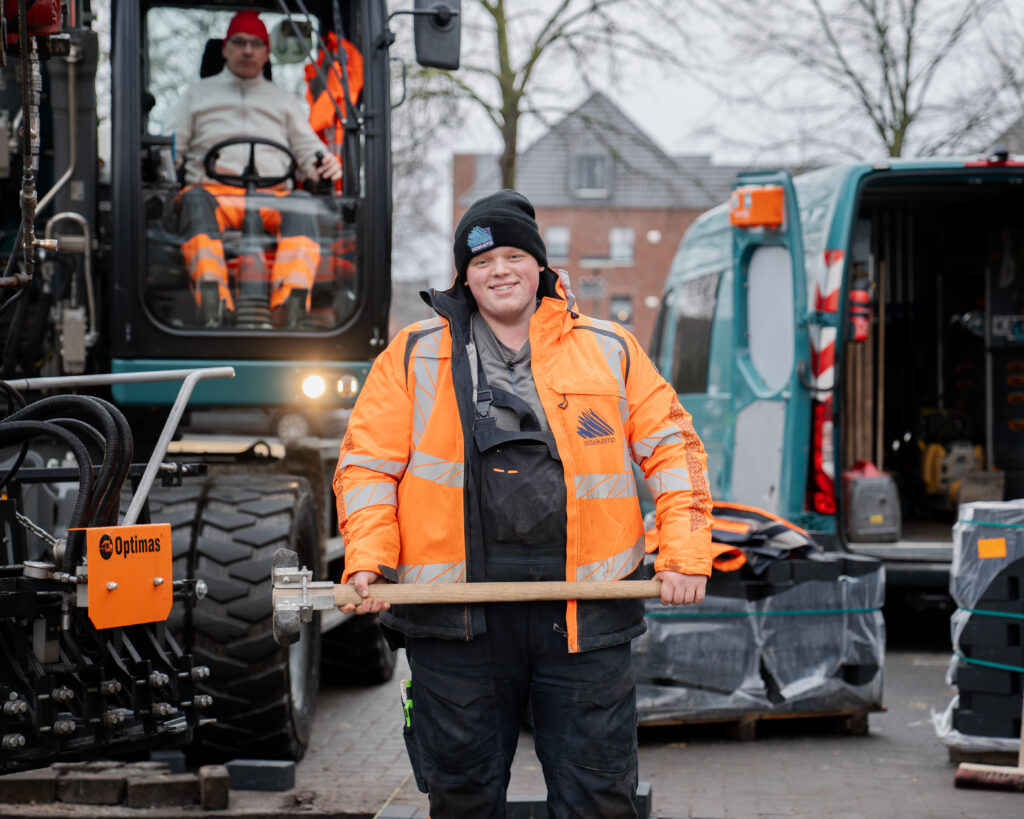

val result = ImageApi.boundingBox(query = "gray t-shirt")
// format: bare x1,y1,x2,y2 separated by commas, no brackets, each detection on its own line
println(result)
471,312,549,432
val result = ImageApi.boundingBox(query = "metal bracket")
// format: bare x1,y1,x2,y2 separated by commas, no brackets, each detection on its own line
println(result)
272,566,335,622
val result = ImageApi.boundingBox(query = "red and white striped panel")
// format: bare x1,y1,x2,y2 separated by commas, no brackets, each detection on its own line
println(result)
809,250,845,394
814,250,845,313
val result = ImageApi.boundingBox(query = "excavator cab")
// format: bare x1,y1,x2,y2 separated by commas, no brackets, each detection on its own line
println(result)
111,1,390,416
140,7,360,335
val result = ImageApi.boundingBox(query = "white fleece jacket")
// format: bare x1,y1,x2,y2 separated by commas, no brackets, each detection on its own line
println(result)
168,68,325,185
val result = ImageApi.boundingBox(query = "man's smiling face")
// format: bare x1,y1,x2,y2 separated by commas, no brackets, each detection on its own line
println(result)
465,246,542,329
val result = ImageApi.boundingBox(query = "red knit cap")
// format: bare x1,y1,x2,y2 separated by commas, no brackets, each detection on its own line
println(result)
225,11,269,47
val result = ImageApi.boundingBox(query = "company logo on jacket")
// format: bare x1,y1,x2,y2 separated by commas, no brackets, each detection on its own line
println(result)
577,408,615,445
467,225,494,253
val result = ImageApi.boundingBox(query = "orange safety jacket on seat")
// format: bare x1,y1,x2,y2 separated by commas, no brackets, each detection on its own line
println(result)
334,268,714,653
304,34,363,193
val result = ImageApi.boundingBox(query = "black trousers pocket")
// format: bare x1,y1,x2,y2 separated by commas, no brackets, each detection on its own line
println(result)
403,723,429,793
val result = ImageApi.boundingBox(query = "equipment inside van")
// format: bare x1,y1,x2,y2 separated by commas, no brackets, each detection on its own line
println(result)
652,156,1024,588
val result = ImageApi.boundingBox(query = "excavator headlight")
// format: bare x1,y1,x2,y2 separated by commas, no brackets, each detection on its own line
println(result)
301,374,326,399
337,375,361,399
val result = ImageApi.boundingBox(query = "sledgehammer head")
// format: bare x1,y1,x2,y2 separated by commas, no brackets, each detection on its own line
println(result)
272,548,302,647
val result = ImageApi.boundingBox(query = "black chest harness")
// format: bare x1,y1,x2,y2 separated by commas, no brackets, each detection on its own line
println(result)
472,354,567,582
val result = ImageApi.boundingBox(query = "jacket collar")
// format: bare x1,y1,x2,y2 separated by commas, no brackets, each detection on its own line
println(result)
218,67,265,91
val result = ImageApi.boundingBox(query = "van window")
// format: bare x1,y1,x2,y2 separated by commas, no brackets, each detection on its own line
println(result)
747,245,794,391
662,273,722,393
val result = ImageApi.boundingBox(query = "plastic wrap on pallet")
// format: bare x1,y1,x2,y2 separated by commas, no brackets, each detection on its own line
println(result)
938,503,1024,750
931,694,1022,754
633,553,885,725
951,499,1024,609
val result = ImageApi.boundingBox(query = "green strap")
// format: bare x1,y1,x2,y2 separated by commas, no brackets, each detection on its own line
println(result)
955,519,1024,529
956,654,1024,675
402,678,413,728
959,607,1024,621
645,606,879,619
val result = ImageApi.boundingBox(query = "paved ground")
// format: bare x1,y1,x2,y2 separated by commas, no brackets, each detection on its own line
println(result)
290,602,1023,819
2,604,1021,818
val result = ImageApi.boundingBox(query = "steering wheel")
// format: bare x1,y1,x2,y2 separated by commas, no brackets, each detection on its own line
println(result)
202,137,298,189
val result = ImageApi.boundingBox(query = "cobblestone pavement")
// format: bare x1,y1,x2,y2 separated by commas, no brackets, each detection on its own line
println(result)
2,612,1021,817
298,640,1023,818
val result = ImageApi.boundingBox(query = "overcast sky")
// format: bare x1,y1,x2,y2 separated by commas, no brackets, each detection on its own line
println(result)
88,1,1024,285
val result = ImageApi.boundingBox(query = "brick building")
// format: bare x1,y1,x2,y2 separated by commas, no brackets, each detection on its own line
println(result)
453,92,748,349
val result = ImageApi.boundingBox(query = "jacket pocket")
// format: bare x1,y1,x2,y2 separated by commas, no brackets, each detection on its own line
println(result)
577,563,649,651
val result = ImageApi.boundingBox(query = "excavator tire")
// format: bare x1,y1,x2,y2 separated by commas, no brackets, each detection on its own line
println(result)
149,473,321,761
320,612,397,687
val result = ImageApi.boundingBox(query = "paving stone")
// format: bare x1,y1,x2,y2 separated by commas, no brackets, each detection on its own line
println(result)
124,772,199,808
0,767,57,804
53,760,122,773
226,758,295,791
148,749,187,774
637,780,653,818
506,793,548,818
56,772,126,805
376,806,420,818
199,764,231,810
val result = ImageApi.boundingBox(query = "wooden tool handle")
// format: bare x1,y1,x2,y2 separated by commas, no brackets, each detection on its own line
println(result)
332,579,663,606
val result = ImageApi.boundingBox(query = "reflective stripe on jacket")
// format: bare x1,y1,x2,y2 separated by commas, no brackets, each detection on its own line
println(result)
334,268,713,652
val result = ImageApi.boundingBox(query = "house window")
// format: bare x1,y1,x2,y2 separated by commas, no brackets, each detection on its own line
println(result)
572,154,612,198
545,226,570,261
576,276,606,301
609,227,634,263
609,295,634,328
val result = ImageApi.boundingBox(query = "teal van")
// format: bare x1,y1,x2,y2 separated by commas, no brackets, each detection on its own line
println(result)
651,157,1024,588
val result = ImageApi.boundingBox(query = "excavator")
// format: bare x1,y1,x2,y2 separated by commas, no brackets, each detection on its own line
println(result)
1,0,460,770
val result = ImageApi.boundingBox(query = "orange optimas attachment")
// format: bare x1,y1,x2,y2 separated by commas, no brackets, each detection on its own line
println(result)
86,524,173,629
729,185,784,229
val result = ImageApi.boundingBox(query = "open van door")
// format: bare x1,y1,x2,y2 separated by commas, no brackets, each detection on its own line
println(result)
726,171,812,518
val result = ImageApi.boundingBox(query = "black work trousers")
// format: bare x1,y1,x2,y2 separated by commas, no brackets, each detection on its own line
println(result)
405,600,639,819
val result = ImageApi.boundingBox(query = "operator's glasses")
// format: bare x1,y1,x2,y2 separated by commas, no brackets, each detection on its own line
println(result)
227,35,267,50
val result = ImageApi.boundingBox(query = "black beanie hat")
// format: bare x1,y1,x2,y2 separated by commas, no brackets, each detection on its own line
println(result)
453,189,547,280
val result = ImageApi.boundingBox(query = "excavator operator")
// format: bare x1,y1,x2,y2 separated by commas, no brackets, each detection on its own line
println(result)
168,10,342,327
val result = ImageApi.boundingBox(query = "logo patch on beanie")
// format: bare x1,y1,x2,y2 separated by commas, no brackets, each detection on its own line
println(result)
467,225,494,254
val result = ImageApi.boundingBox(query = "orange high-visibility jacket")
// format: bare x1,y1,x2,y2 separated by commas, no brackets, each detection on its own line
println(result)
334,269,713,653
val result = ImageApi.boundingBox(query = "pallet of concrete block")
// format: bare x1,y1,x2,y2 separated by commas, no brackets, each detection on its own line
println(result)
933,500,1024,757
633,551,885,727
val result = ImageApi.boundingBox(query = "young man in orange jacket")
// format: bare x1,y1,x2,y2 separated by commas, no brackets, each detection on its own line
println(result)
334,189,713,818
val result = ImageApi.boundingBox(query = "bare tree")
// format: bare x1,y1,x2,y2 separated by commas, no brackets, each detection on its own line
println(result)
408,0,698,188
691,0,1024,159
389,60,462,283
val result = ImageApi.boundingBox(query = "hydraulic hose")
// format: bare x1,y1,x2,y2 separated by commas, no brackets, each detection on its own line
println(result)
4,395,133,557
0,380,28,415
0,380,30,491
49,417,106,468
85,396,134,527
0,420,94,568
3,283,31,376
8,396,120,526
0,410,105,544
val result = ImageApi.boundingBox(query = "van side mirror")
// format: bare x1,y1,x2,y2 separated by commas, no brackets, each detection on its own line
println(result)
413,0,461,70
